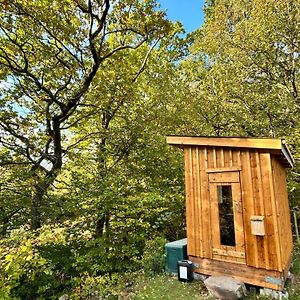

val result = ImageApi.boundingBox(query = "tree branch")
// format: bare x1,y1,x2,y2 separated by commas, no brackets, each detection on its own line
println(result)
12,2,84,67
132,37,161,83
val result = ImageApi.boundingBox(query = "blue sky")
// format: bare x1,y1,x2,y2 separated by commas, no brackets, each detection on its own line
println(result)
158,0,205,33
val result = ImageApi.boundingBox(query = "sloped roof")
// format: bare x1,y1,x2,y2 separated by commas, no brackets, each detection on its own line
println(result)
166,136,294,168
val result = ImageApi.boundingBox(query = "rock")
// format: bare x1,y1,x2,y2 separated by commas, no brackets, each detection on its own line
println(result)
204,276,247,299
287,271,295,286
193,272,208,282
59,295,69,300
260,288,289,299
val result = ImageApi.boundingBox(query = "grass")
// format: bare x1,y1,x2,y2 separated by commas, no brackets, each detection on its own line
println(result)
128,275,209,300
286,243,300,300
120,270,300,300
117,244,300,300
123,275,267,300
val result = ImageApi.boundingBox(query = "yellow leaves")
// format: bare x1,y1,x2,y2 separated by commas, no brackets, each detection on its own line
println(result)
20,245,29,252
5,254,13,262
199,0,300,63
188,0,300,137
25,254,33,261
38,226,67,244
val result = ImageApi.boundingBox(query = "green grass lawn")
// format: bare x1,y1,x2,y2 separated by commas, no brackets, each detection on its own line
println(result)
128,275,210,300
121,270,300,300
117,244,300,300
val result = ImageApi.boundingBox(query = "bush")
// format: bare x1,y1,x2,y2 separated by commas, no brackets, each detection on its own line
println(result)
141,237,167,276
0,221,95,299
70,273,118,299
0,229,58,299
0,219,147,299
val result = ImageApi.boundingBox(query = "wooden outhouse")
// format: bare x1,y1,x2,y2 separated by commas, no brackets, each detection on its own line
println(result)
167,136,294,290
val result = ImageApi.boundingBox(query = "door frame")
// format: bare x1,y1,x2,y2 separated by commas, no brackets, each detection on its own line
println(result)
208,171,246,264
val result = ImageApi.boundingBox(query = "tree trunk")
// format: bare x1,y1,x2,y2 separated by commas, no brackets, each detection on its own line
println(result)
31,183,45,230
31,172,57,230
95,213,110,237
0,217,8,237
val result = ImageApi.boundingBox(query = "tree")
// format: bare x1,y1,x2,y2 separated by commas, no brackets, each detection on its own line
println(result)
0,148,32,236
186,0,300,138
0,0,174,229
59,33,186,237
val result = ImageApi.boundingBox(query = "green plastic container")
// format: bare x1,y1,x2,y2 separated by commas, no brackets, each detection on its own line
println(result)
165,238,187,273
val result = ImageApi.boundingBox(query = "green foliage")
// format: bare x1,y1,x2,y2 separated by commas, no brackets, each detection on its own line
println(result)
290,245,300,284
0,213,183,298
289,286,300,300
0,224,111,299
142,237,167,276
0,163,31,237
0,228,57,299
70,273,121,300
185,0,300,138
1,0,300,298
0,0,180,230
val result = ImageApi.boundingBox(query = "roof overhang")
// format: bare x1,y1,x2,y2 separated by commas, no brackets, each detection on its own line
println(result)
166,136,294,168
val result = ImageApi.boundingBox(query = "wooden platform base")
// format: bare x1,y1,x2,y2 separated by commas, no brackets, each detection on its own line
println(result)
189,256,291,291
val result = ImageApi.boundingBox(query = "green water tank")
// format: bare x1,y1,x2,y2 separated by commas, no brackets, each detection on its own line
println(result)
165,238,187,273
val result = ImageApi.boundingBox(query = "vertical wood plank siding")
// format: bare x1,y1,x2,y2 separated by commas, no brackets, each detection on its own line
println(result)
271,157,293,271
260,153,281,270
184,146,212,258
240,150,258,267
250,151,265,268
192,148,201,256
200,147,211,258
184,147,194,255
183,146,285,272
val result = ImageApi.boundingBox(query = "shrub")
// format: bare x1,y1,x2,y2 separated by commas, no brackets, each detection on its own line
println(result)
0,219,146,299
141,236,167,276
70,273,118,299
0,230,58,299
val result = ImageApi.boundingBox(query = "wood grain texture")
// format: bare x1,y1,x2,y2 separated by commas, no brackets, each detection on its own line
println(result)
178,142,292,287
260,153,282,271
208,158,246,263
250,151,267,268
166,136,293,167
167,136,282,150
206,166,241,173
271,156,293,271
209,182,221,257
240,150,258,267
199,147,212,258
208,171,240,183
184,147,195,256
224,149,233,167
192,147,201,257
190,256,286,290
216,148,225,168
232,181,245,257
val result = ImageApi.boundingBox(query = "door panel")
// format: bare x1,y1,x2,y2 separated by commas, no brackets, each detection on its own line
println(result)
209,171,246,264
209,172,240,183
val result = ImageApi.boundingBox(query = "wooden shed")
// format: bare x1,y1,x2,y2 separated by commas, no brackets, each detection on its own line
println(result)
166,136,294,290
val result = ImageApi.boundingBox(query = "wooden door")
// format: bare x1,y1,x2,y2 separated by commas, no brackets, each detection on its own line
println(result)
209,171,246,264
